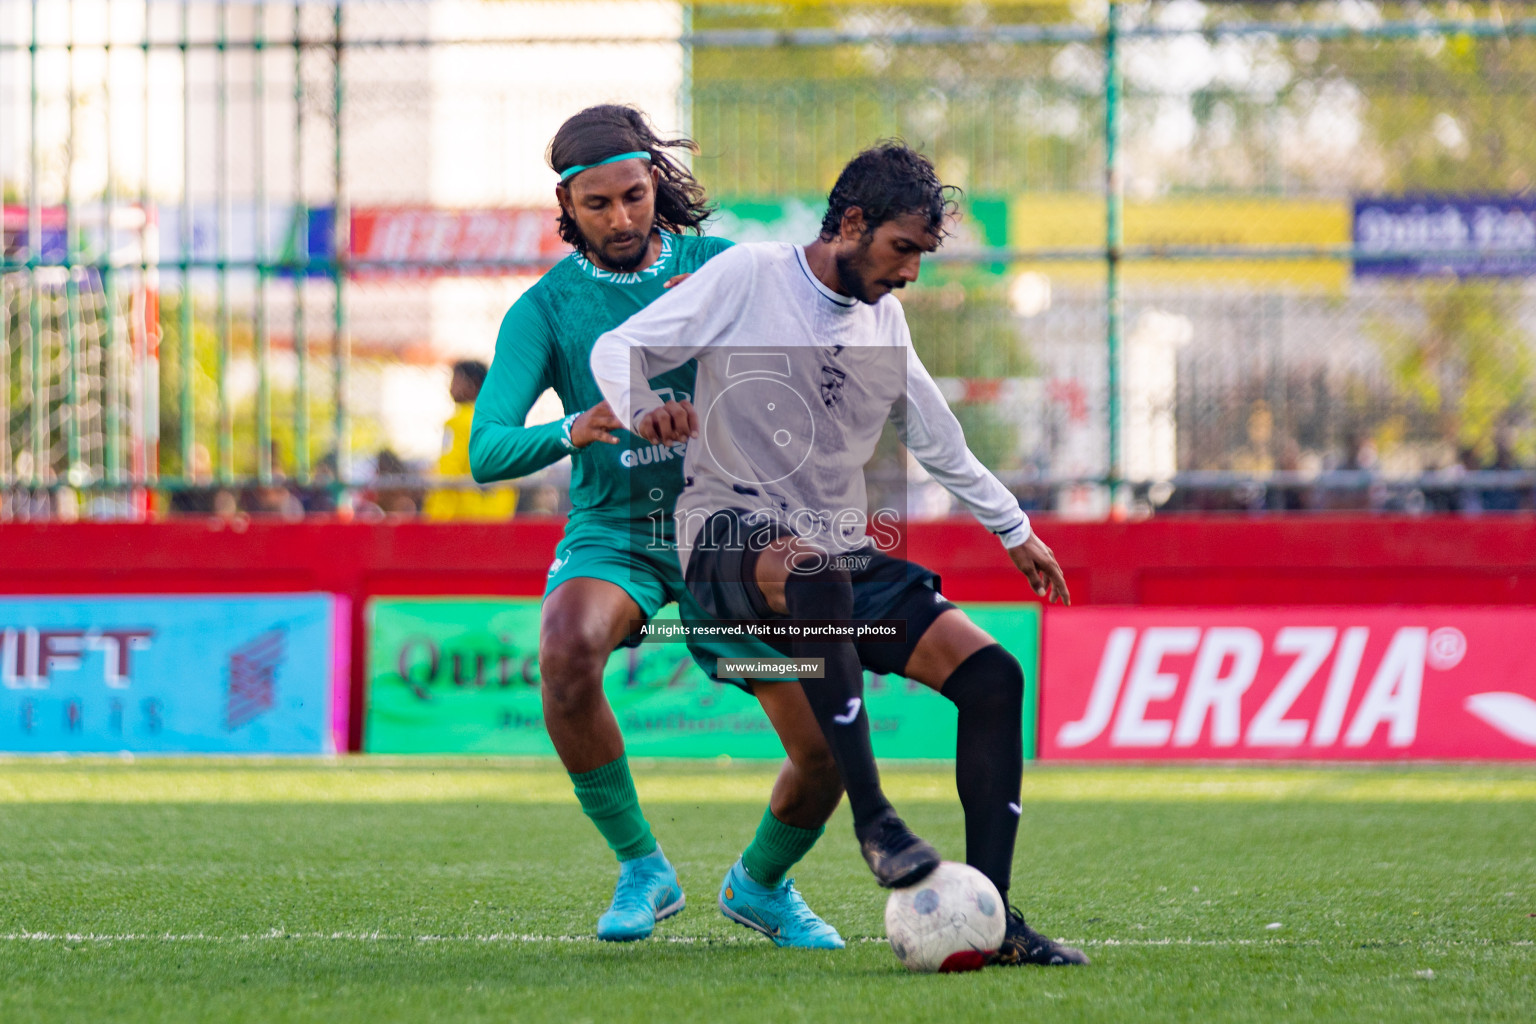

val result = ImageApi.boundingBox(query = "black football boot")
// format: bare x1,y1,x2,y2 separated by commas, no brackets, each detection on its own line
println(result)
855,811,941,888
988,907,1091,966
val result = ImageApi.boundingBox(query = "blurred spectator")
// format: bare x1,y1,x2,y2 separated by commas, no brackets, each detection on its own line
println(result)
164,443,243,517
1482,426,1528,511
1448,445,1484,514
241,442,305,519
1493,429,1520,472
372,448,424,515
423,360,518,522
1011,460,1053,513
1321,430,1378,511
297,451,339,515
1267,437,1309,511
517,483,564,516
1231,401,1276,477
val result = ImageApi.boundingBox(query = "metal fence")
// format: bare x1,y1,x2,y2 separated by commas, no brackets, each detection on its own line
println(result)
4,1,1536,521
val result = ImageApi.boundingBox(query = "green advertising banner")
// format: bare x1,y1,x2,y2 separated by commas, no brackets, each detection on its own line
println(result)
364,598,1040,759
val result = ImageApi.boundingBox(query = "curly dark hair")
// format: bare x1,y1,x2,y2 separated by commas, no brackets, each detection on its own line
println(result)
451,359,487,390
818,141,960,243
547,105,715,255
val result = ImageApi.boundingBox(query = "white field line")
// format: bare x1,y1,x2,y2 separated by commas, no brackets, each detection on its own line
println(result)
1,931,1531,949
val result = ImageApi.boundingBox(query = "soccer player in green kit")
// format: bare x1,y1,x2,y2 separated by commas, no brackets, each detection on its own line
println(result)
469,106,844,947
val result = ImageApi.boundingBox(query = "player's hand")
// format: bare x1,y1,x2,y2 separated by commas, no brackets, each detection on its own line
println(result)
570,401,623,448
635,399,698,445
663,273,692,289
1007,532,1071,605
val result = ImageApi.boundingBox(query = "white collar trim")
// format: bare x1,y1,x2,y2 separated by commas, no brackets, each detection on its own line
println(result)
571,231,675,284
794,244,859,308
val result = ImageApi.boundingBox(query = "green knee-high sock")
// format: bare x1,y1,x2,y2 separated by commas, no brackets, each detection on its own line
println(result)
570,754,658,862
741,807,824,888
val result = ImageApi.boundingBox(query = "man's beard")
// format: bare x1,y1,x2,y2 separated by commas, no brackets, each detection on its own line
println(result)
587,229,652,273
834,239,902,305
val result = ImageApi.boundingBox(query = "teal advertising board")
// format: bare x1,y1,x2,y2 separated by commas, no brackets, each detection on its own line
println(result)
364,598,1040,758
0,594,346,754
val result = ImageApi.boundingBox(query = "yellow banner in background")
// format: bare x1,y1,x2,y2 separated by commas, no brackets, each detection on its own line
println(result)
1008,196,1352,291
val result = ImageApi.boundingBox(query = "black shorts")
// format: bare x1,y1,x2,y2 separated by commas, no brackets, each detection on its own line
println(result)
682,508,959,687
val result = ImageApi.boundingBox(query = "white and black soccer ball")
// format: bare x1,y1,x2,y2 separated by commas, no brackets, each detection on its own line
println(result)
884,861,1006,973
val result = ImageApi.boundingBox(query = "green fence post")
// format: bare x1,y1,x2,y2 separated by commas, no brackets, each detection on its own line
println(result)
1,237,9,494
1104,0,1123,491
255,0,272,484
293,0,310,482
215,0,232,484
140,0,157,492
103,5,122,494
331,0,349,505
28,0,45,491
64,4,83,493
179,0,195,487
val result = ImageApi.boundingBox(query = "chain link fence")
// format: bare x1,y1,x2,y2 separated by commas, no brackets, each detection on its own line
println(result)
4,1,1535,520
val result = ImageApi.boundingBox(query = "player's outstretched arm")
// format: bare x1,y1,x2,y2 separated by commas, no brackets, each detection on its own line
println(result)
890,337,1071,601
468,299,571,484
590,244,757,431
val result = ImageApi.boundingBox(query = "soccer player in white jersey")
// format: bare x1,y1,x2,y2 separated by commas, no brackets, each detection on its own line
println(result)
590,142,1088,967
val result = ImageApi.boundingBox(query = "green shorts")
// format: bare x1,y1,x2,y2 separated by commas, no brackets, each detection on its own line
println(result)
543,515,787,665
543,517,687,647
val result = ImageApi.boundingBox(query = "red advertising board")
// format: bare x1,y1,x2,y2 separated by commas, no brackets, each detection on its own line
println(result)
348,208,568,277
1039,608,1536,760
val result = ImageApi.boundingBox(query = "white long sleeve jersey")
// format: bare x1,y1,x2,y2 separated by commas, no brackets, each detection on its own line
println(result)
590,241,1030,572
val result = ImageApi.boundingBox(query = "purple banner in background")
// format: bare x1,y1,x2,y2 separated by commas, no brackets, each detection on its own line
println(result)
1354,197,1536,277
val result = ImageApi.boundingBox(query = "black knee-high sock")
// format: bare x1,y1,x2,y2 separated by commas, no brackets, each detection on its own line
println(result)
942,644,1024,899
784,568,892,831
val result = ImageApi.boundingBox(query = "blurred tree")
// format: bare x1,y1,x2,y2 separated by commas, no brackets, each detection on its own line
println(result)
1372,283,1533,461
691,1,1061,474
1333,12,1536,461
692,2,1094,196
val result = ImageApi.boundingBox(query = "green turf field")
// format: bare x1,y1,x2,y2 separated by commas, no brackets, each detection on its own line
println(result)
1,760,1532,1023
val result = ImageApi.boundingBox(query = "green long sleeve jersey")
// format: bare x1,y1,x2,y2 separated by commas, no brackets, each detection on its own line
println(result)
468,231,733,531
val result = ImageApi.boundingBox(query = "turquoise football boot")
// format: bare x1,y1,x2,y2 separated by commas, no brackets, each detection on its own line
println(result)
717,859,845,949
596,847,686,942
